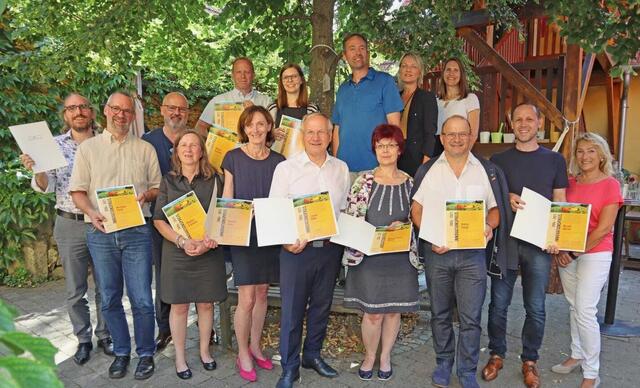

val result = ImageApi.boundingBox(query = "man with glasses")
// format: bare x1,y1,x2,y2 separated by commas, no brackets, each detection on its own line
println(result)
70,91,162,380
19,93,114,366
195,57,272,136
142,92,189,352
269,113,350,388
410,115,512,388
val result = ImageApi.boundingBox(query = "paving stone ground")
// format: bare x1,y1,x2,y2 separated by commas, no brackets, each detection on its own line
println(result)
2,264,640,388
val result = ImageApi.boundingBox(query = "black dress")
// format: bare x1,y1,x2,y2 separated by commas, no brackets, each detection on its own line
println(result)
154,173,228,304
221,148,285,286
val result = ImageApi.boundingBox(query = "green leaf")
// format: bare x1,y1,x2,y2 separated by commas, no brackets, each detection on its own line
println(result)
0,356,63,388
0,332,57,367
0,300,18,332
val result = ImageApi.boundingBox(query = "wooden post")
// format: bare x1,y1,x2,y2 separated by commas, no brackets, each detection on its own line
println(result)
561,44,583,160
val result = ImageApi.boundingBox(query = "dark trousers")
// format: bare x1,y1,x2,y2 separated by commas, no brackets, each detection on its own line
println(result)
279,242,342,372
487,242,551,361
151,223,170,334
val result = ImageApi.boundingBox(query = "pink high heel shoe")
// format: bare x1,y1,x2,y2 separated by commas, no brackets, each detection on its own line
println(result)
236,357,257,382
250,350,274,370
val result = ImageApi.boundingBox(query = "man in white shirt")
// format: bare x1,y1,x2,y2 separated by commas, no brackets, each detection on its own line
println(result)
269,113,350,388
195,57,272,135
411,115,500,388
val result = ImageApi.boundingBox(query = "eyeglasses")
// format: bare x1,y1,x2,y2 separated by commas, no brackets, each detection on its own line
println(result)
64,104,92,112
107,104,135,116
162,105,189,113
442,132,470,140
375,143,399,151
282,75,300,82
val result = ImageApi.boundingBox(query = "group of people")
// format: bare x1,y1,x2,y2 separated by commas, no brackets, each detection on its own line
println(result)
18,32,622,388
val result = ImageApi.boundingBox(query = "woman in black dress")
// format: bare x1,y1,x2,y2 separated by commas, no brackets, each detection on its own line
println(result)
153,130,227,380
397,52,438,175
221,106,285,382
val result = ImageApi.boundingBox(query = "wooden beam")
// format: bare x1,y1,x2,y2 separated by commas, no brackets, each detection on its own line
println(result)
577,53,596,118
453,4,546,29
596,51,613,74
561,44,583,159
458,27,564,129
606,76,622,156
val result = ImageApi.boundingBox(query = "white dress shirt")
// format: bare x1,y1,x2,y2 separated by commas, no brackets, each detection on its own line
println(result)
413,152,497,213
269,151,350,218
199,88,272,125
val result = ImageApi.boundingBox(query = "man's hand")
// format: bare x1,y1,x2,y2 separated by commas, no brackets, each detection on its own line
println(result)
555,251,573,268
485,224,494,242
432,244,449,255
20,153,48,190
19,154,36,170
136,192,147,208
273,127,286,141
283,239,308,254
87,209,107,233
242,100,254,109
509,193,526,212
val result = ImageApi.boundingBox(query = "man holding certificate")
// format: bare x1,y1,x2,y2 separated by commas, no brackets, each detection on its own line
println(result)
482,103,568,388
411,115,511,388
70,91,162,380
19,93,114,365
195,57,272,136
269,113,350,388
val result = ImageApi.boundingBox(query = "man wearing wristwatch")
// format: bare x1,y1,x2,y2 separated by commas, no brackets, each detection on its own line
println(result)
19,93,115,365
482,103,568,388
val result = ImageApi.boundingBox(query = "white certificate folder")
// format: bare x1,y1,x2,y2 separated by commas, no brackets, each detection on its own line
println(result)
9,121,67,173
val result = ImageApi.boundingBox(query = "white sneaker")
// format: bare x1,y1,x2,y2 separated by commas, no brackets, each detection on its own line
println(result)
551,359,582,374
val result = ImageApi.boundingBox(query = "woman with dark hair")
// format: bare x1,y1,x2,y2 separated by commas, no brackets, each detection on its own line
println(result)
397,52,438,175
221,105,285,382
153,130,227,380
436,58,480,143
551,132,622,388
267,63,319,143
342,124,420,381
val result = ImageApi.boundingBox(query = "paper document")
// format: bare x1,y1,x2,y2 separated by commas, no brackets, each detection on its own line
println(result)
330,213,411,255
213,102,244,132
205,125,239,174
271,115,304,158
95,185,145,233
511,187,591,252
205,198,252,246
9,121,67,173
254,192,338,246
419,199,486,249
162,191,206,240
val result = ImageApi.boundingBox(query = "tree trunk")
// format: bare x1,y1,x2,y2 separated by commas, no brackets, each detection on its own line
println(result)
309,0,339,115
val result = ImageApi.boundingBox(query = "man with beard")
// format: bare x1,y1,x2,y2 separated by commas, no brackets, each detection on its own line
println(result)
332,33,403,177
70,91,161,380
20,93,115,365
142,92,189,352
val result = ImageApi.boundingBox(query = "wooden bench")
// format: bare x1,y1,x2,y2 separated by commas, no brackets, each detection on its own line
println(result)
218,275,430,350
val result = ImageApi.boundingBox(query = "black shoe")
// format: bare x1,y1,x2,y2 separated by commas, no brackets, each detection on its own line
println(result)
97,337,114,356
209,329,219,345
155,332,172,353
201,358,217,371
176,366,192,380
276,369,300,388
301,357,338,378
73,342,93,365
378,367,393,381
108,355,130,379
134,356,155,380
358,368,373,380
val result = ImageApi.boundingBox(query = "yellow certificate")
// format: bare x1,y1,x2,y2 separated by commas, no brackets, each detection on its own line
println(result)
293,192,337,241
546,203,590,252
445,200,486,249
162,191,206,240
205,125,239,174
95,185,145,233
370,222,412,254
206,198,252,246
213,102,244,132
271,115,303,158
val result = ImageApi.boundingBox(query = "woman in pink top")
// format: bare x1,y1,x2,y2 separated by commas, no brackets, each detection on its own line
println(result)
550,133,622,388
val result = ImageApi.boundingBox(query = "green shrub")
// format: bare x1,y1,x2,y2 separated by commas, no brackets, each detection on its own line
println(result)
2,267,45,288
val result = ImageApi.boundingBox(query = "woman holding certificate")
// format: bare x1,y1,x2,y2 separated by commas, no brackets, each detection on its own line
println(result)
342,124,420,381
551,133,622,388
221,105,285,382
153,130,227,380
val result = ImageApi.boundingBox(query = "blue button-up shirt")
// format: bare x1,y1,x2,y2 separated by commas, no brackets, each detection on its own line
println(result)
332,68,403,172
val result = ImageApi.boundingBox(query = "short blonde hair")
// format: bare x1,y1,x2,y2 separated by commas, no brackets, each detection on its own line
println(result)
569,132,614,177
397,53,425,90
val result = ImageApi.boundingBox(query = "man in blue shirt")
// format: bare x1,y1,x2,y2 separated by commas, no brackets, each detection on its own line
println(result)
332,33,403,174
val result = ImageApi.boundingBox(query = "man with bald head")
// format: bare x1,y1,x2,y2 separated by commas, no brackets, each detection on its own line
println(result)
20,93,114,365
195,57,272,136
70,91,162,380
411,116,512,388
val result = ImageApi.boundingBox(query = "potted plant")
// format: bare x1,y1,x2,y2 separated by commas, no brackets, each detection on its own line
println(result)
491,122,504,143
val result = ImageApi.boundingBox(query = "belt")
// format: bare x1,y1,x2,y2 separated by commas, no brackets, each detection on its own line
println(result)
311,239,332,248
56,209,84,221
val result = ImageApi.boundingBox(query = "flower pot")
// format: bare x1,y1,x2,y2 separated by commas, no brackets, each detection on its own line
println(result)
490,132,502,143
503,133,515,143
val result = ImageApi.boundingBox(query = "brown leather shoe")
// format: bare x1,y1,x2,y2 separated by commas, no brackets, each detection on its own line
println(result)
522,361,540,388
482,355,503,381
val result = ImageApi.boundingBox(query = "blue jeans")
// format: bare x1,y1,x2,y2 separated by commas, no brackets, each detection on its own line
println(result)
425,249,487,377
487,242,551,361
87,224,155,357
